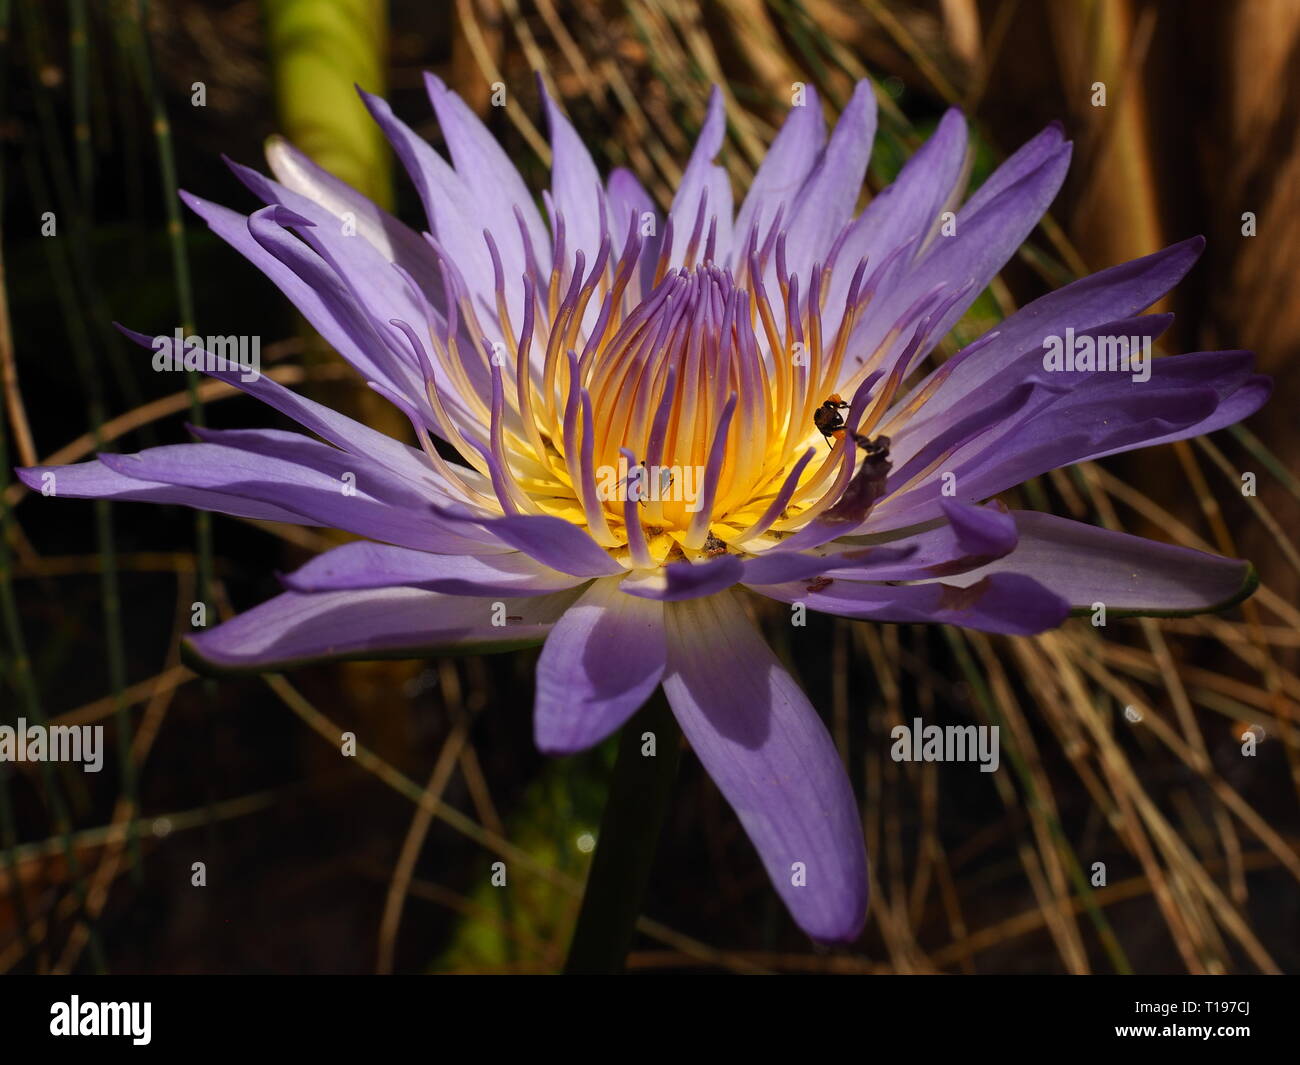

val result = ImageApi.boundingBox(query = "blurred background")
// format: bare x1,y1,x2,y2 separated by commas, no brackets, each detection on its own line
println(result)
1,0,1298,974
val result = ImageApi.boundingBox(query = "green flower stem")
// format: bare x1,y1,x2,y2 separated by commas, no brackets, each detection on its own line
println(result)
564,692,681,975
264,0,391,208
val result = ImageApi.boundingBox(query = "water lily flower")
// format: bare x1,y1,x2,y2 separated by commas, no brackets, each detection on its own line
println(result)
19,76,1268,943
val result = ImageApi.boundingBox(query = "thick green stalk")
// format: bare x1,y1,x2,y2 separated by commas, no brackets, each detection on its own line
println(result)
263,0,391,208
564,694,681,975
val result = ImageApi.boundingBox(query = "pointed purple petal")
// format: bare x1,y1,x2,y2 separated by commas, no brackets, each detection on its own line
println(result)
748,500,1017,586
661,590,868,942
281,541,582,596
784,79,877,281
431,506,625,577
739,542,917,586
357,87,502,313
541,83,609,269
886,312,1175,472
897,238,1206,441
185,586,582,673
667,86,732,265
843,140,1071,391
619,554,744,601
180,193,424,407
731,85,827,260
101,437,494,553
607,167,661,298
534,577,666,754
262,135,441,285
959,121,1065,219
949,510,1258,616
425,72,550,281
16,460,317,525
874,378,1242,532
115,323,473,503
824,107,967,324
751,571,1070,635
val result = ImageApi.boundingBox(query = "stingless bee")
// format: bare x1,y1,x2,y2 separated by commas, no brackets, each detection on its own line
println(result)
813,394,851,443
813,396,890,456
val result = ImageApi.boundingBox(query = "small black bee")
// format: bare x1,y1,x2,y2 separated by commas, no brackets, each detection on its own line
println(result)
813,394,850,442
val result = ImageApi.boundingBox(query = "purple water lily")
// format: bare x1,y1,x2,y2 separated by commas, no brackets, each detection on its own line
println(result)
19,76,1268,942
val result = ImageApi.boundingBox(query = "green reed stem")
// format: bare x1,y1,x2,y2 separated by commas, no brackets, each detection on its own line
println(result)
0,29,36,949
22,141,138,896
117,0,222,851
119,0,210,598
69,0,91,202
18,2,138,871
